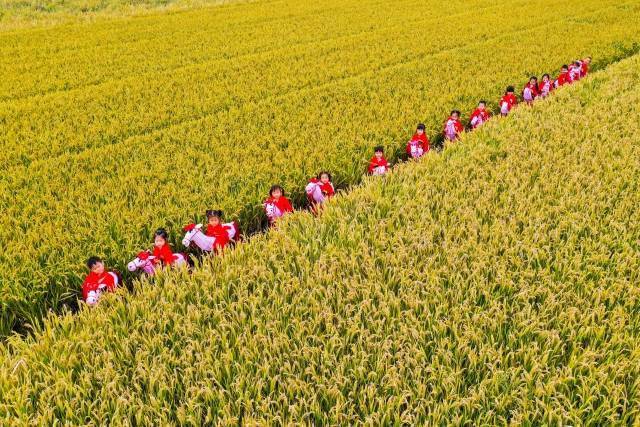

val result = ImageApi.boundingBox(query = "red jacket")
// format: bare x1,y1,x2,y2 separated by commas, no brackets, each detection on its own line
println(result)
152,244,178,266
522,82,540,101
406,132,430,157
469,108,490,129
539,79,553,97
555,71,570,87
581,61,589,77
443,117,464,140
368,156,389,174
264,196,294,224
205,223,230,249
82,271,118,302
569,63,582,82
500,93,518,113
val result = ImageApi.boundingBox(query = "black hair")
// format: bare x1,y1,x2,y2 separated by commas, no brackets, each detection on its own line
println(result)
506,86,515,93
206,209,224,219
542,73,550,79
561,64,569,70
478,100,487,105
451,110,461,116
86,256,102,269
269,185,284,197
530,76,538,81
574,60,581,66
374,146,384,153
154,228,168,240
416,123,426,131
585,56,592,60
317,171,332,181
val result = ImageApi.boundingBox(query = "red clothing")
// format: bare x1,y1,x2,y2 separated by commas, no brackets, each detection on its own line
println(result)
264,196,294,225
205,223,230,249
82,271,118,303
406,132,430,158
443,117,464,141
581,61,589,77
368,155,389,175
539,79,553,97
522,82,540,102
499,93,518,114
555,71,570,87
152,244,178,266
469,108,490,129
569,63,582,82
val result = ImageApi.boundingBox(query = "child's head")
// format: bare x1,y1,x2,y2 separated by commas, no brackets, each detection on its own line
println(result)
561,64,569,72
542,73,550,81
574,60,581,67
374,146,384,158
416,123,425,135
206,209,223,226
584,56,591,64
478,100,487,109
506,86,515,94
451,110,461,119
269,185,284,199
154,228,168,247
529,76,538,83
86,256,104,274
318,171,332,184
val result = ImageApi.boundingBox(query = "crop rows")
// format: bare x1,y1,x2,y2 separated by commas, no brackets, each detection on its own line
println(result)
1,51,639,424
1,0,639,338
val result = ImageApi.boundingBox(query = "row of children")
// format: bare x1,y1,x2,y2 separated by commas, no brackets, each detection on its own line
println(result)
81,56,591,306
403,58,592,159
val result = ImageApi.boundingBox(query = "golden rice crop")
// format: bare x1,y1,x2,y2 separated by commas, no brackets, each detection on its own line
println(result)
1,51,639,424
0,0,639,338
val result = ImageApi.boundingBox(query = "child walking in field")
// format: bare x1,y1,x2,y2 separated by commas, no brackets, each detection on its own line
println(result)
499,86,518,116
406,123,430,159
306,171,335,213
554,65,570,88
264,185,294,226
368,146,389,176
81,256,120,306
443,110,464,142
539,74,553,98
522,76,540,105
469,101,491,130
569,60,582,82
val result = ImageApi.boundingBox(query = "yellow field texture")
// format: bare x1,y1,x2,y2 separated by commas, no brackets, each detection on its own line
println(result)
1,49,639,424
0,0,639,337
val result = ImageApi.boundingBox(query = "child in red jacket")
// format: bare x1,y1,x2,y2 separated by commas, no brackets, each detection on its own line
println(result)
264,185,294,226
443,110,464,142
306,171,335,213
406,123,430,159
569,60,582,82
522,76,540,105
82,256,119,306
469,100,491,130
368,146,389,176
205,210,231,251
554,65,570,88
152,228,184,267
539,74,553,98
499,86,518,116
